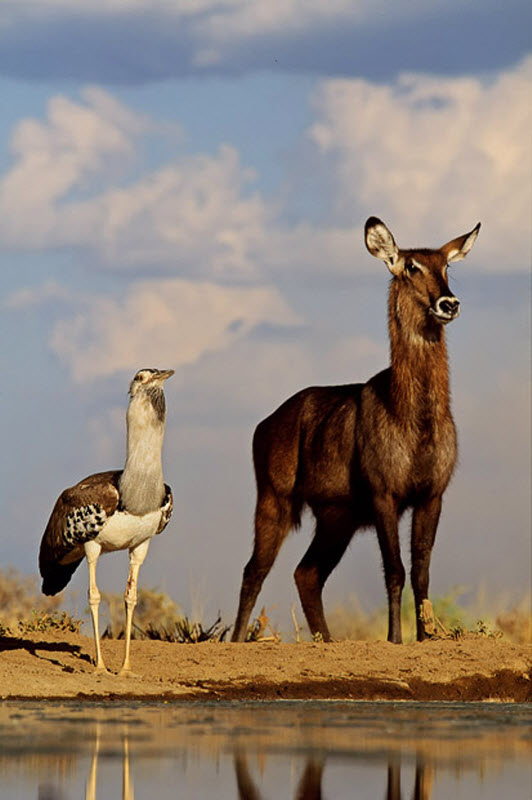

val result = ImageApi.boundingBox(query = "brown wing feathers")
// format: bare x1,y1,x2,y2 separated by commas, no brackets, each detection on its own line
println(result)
39,471,121,596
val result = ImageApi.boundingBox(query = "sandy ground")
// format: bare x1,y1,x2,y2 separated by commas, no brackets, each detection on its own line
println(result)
0,631,530,702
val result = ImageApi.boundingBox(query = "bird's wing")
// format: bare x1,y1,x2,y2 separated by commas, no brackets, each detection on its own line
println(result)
39,471,121,596
156,484,173,534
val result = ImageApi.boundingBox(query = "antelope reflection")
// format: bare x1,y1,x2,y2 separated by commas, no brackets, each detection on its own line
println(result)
387,759,434,800
235,751,433,800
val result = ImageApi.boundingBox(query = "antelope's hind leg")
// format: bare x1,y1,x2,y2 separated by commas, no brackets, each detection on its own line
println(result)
294,504,354,642
232,488,293,642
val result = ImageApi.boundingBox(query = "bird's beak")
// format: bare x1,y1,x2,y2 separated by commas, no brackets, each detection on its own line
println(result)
157,369,175,381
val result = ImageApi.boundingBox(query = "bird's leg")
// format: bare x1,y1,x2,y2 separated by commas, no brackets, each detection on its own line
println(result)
119,539,150,676
123,733,134,800
84,541,106,673
85,724,101,800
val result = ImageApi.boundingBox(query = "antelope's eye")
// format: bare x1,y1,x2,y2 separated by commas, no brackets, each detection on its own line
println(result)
405,261,420,275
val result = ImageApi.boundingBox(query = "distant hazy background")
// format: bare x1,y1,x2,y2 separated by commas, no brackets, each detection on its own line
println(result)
1,1,530,631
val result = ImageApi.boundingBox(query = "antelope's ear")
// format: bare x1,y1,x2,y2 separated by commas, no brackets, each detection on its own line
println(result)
364,217,401,275
441,222,481,263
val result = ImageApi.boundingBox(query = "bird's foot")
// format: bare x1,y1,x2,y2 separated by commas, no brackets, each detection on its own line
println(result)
93,663,110,675
117,665,137,678
118,658,138,678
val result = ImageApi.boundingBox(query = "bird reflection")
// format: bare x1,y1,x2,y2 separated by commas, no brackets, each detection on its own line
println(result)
85,727,134,800
234,751,433,800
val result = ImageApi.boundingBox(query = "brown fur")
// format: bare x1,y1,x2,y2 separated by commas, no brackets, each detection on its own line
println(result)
232,217,480,643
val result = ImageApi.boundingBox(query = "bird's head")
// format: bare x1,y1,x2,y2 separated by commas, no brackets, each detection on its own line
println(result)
128,368,174,424
128,368,175,397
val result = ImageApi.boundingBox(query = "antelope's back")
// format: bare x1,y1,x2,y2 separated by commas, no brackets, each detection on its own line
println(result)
253,384,364,503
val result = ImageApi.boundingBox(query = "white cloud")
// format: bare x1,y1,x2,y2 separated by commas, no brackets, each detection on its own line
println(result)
93,145,266,278
306,57,532,270
0,87,148,249
0,89,265,279
0,59,529,287
48,278,300,381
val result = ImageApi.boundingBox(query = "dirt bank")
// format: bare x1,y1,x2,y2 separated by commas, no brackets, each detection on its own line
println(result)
0,631,530,702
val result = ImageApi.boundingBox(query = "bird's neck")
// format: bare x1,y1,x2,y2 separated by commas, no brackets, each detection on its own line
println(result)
118,393,166,515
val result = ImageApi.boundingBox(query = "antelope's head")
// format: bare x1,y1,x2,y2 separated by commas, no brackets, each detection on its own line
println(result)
364,217,480,338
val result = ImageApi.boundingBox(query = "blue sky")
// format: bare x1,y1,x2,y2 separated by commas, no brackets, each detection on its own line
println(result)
1,1,530,633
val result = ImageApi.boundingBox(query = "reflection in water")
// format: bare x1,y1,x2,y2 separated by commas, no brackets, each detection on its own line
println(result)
0,701,529,799
295,759,324,800
235,752,434,800
386,759,433,800
85,727,133,800
38,784,67,800
236,752,325,800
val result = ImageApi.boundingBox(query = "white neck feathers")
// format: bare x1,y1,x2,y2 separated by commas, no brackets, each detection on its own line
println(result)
118,391,166,515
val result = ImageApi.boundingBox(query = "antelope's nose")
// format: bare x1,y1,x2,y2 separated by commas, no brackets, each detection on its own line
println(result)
436,296,460,319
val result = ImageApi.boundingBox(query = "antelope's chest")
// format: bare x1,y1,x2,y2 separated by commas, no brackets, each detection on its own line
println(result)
361,413,457,498
408,416,457,494
96,509,162,552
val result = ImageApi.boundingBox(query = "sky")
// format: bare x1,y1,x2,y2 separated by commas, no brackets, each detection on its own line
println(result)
0,1,530,635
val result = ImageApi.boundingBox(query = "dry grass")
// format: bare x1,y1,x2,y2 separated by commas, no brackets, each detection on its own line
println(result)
0,567,61,624
327,587,531,644
0,567,529,645
0,567,82,635
100,586,184,639
100,587,230,642
495,598,532,644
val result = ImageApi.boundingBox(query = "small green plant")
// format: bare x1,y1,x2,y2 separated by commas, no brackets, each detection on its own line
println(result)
1,610,82,636
473,620,502,639
145,614,230,643
448,624,466,640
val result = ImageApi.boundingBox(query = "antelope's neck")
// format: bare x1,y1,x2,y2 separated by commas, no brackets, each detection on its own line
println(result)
389,314,452,427
119,395,166,515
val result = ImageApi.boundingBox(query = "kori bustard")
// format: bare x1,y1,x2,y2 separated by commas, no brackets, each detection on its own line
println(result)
39,368,174,674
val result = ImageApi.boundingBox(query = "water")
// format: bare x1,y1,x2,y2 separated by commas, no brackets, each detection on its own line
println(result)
0,701,530,799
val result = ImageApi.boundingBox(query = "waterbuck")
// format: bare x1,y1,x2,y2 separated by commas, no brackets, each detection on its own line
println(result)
232,216,480,644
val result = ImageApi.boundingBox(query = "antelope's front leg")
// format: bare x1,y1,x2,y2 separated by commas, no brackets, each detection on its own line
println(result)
119,538,150,676
373,494,405,644
411,495,442,641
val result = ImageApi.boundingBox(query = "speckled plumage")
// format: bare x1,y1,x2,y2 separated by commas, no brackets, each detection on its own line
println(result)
39,470,173,596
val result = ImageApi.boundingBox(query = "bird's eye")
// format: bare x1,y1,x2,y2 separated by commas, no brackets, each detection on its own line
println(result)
405,261,420,275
